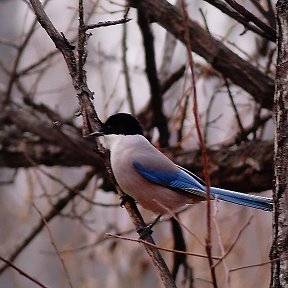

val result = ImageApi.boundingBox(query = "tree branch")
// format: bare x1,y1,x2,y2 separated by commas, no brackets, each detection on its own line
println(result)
204,0,275,41
131,0,275,110
0,168,95,274
27,1,177,286
223,0,276,41
0,102,273,193
137,9,170,147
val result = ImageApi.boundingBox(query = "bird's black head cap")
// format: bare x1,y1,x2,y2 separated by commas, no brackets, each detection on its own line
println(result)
101,113,144,136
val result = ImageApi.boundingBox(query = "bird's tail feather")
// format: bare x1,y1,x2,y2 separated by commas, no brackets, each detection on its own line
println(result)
210,187,273,212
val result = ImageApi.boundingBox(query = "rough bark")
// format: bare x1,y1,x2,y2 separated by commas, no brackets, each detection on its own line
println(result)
271,1,288,287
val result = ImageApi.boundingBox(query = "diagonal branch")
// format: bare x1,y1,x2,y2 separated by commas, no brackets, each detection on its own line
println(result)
27,1,177,286
0,256,48,288
223,0,276,40
0,168,95,274
131,0,275,110
29,0,101,137
204,0,275,41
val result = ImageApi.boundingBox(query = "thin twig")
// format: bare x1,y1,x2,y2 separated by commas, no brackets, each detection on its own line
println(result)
213,200,231,288
160,65,186,95
85,18,131,30
213,215,253,268
33,204,74,288
223,0,276,41
0,169,95,275
17,1,99,79
107,233,221,260
177,93,190,144
5,0,50,103
230,256,282,273
203,0,275,41
78,0,86,86
224,77,247,141
0,256,49,288
0,37,19,49
204,88,221,143
137,8,170,147
199,8,211,33
155,200,205,247
180,1,218,287
224,113,272,146
122,9,135,114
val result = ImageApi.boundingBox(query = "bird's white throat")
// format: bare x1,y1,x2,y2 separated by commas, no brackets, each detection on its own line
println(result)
99,134,147,151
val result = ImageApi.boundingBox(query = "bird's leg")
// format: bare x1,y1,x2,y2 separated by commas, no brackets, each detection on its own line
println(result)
119,193,135,207
137,214,162,238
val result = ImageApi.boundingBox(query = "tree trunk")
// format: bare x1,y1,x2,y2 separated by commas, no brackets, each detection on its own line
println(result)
271,1,288,287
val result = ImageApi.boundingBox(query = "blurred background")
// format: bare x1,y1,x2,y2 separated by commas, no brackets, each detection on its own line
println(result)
0,0,275,287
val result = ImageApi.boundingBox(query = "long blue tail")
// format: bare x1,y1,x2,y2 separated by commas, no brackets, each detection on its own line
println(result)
210,187,273,211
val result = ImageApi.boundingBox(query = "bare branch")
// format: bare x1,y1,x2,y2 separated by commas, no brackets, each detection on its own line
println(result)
106,233,221,260
85,18,132,30
132,0,275,110
223,0,276,40
137,8,170,147
0,103,274,192
33,204,74,288
0,168,95,274
0,256,48,288
204,0,275,41
27,2,177,286
224,77,247,141
122,10,136,114
180,1,217,286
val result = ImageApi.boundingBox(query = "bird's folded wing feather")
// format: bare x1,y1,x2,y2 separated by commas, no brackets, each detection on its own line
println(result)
133,161,207,198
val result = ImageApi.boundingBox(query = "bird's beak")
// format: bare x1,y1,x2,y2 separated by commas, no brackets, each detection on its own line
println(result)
89,131,105,137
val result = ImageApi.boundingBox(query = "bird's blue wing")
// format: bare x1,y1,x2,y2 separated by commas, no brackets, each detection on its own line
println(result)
133,161,207,198
133,162,273,212
177,165,206,186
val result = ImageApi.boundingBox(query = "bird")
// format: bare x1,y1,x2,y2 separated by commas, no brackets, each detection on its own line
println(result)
90,113,273,216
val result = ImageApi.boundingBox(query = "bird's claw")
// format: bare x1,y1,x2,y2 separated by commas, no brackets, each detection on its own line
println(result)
119,194,134,207
137,224,154,238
